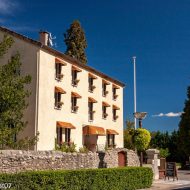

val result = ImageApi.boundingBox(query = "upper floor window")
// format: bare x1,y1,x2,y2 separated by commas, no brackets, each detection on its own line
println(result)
72,66,82,86
55,58,66,81
102,101,110,119
113,104,120,121
54,86,66,109
88,97,97,121
112,84,119,100
88,73,97,92
71,92,82,113
102,80,110,97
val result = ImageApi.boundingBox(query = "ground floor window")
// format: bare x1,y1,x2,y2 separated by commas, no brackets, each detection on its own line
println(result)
56,127,71,146
107,134,115,147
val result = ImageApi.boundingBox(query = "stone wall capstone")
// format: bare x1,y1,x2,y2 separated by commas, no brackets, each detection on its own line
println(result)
0,148,140,173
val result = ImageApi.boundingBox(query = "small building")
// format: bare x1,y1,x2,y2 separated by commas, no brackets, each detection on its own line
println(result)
0,26,125,151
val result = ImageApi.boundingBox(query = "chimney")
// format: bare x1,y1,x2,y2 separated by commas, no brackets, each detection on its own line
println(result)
39,31,49,46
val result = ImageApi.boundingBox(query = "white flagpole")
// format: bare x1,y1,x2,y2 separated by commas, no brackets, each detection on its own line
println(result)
133,56,137,129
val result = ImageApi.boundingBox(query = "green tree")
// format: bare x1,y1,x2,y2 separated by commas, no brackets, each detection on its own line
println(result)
0,35,38,149
178,86,190,164
124,120,135,150
133,128,151,152
64,20,87,64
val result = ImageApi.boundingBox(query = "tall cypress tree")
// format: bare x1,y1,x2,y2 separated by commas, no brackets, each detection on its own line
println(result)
178,86,190,163
64,20,87,64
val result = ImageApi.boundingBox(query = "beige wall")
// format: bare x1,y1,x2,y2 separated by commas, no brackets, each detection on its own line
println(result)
37,49,124,150
0,31,39,145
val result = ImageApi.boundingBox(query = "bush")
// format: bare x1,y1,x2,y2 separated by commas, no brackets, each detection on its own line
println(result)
79,146,89,153
55,142,77,153
159,148,170,158
133,128,151,151
0,167,153,190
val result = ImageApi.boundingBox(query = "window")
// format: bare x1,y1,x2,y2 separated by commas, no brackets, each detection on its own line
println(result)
107,134,115,148
88,102,94,121
71,97,78,112
55,87,66,109
88,73,97,92
113,84,119,100
72,66,81,86
55,92,63,109
71,92,82,113
102,105,108,119
65,128,71,146
102,80,110,97
56,127,63,145
112,105,120,121
55,58,66,80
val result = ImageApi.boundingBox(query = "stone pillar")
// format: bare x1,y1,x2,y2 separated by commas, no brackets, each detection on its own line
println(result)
146,149,159,180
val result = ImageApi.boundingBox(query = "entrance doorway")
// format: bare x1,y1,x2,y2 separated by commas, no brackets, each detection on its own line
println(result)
118,151,126,167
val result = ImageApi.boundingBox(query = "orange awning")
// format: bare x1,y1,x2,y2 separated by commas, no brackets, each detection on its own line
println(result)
113,84,120,89
113,104,120,110
57,121,76,129
83,125,105,136
72,65,82,72
89,73,97,79
55,86,66,94
102,101,110,107
106,129,119,135
55,57,67,66
102,79,110,85
88,97,97,103
71,92,82,98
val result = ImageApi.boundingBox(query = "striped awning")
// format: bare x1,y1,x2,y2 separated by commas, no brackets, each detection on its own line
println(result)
55,57,67,66
56,121,76,129
55,86,66,94
106,129,119,135
83,125,105,136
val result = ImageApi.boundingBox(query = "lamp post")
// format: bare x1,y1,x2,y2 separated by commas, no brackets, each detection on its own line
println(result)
134,112,147,166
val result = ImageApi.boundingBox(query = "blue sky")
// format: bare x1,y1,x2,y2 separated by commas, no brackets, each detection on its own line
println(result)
0,0,190,132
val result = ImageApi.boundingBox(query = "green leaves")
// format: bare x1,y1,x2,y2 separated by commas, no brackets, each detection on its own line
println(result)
133,128,151,151
64,20,88,64
0,35,37,150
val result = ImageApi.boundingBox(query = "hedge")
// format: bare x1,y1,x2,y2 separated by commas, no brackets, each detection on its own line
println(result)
0,167,153,190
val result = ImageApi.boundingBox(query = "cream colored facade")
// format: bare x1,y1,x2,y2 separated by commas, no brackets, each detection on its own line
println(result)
0,27,125,151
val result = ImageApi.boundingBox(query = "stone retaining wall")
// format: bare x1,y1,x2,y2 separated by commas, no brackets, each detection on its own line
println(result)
0,148,140,173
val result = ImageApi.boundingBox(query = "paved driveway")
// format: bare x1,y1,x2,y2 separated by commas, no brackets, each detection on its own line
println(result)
140,170,190,190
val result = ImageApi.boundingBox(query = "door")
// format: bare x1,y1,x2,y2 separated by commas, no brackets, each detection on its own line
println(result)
118,151,126,167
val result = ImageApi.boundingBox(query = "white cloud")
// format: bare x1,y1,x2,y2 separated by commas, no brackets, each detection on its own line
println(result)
0,0,18,15
152,112,183,117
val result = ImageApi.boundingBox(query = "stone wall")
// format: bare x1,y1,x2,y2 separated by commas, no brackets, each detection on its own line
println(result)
0,148,140,173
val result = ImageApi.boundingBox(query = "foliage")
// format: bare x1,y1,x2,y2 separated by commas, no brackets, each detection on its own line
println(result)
55,142,77,153
0,167,153,190
178,86,190,165
0,35,38,150
159,148,170,158
149,130,181,162
79,146,89,153
64,20,87,64
133,128,151,151
0,35,14,57
124,120,135,150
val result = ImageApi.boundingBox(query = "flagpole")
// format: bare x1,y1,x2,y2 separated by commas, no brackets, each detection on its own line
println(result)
133,56,137,129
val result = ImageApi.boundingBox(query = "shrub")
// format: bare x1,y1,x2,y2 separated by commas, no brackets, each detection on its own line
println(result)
55,141,77,153
79,146,89,153
0,167,153,190
133,128,151,151
159,148,170,158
